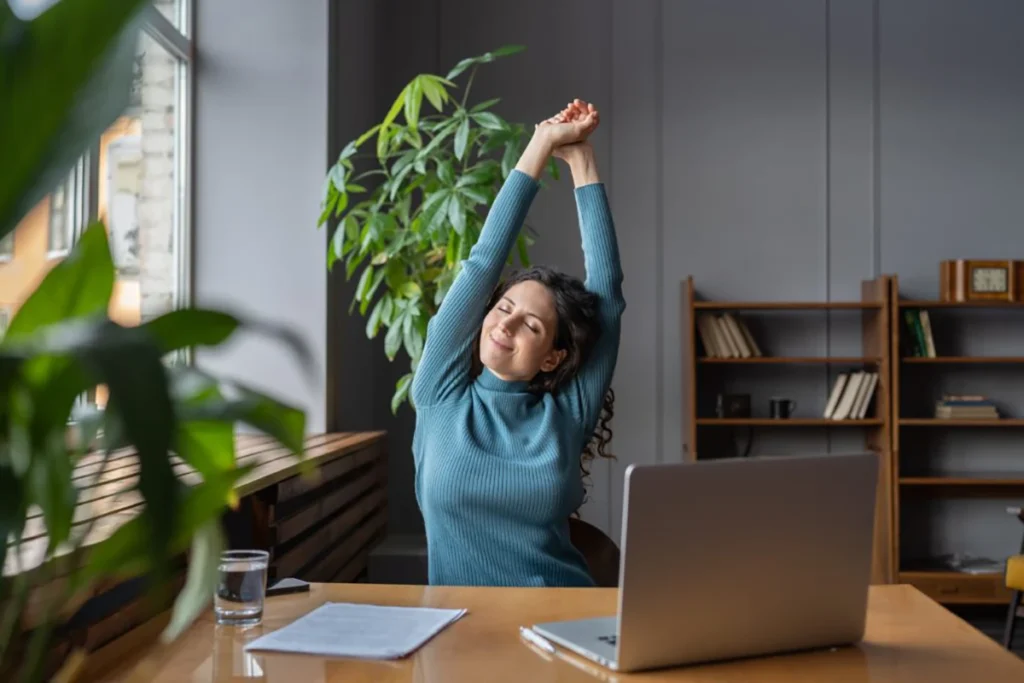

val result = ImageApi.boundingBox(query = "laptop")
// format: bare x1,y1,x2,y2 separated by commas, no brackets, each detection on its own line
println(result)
532,452,879,672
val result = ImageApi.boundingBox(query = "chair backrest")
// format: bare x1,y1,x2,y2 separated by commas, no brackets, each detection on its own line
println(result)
569,517,620,587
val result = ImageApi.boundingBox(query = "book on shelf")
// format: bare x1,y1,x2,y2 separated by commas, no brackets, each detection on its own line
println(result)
903,309,936,358
824,370,879,420
696,313,762,358
934,395,999,419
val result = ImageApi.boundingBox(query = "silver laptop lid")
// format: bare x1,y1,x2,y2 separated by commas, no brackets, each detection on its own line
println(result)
614,452,878,671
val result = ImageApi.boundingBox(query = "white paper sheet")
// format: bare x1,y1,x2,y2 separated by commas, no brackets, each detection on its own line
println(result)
243,602,468,659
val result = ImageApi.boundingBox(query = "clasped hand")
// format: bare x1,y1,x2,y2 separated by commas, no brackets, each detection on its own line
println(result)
535,99,599,161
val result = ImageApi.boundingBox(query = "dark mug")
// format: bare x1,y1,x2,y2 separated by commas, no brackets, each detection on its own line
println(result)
716,393,751,418
769,397,797,419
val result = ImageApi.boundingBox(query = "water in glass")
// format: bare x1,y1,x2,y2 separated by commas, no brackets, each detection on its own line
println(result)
215,550,269,626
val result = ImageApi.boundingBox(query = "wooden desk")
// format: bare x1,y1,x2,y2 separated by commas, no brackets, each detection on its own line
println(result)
93,583,1024,682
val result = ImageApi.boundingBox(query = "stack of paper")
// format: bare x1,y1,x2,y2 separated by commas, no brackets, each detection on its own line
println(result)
244,602,468,659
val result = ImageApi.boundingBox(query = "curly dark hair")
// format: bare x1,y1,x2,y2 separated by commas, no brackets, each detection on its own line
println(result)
469,265,616,502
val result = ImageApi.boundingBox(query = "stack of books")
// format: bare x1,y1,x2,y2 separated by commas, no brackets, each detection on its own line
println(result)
696,313,762,358
934,395,999,420
823,370,879,420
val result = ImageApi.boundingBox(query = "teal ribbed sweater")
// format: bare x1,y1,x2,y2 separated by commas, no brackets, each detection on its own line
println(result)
410,169,625,587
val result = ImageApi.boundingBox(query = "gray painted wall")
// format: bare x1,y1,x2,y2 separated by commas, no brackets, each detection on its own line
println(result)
194,0,329,433
331,0,1024,566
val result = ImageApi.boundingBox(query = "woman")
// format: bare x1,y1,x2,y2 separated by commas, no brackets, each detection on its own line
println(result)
410,98,625,587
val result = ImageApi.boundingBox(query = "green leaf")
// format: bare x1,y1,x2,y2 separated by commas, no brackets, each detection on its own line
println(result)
437,159,455,186
448,195,466,235
384,315,404,360
419,189,450,226
0,0,152,239
346,183,367,193
337,140,358,163
392,373,414,414
366,298,385,338
417,120,457,161
445,57,476,81
400,282,422,299
454,117,471,161
356,266,375,302
82,466,251,584
142,310,240,355
428,195,454,236
502,140,521,178
419,76,448,111
333,190,349,218
162,521,225,643
471,112,504,130
471,98,501,112
456,169,492,188
4,222,114,342
404,78,424,130
354,124,381,148
58,321,181,587
172,367,306,458
0,466,25,576
28,438,77,553
176,420,235,480
460,185,490,205
377,85,408,158
491,44,526,58
367,267,387,300
403,311,424,362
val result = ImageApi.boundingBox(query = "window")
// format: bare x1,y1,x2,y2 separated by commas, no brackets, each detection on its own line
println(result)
47,172,75,255
0,5,193,409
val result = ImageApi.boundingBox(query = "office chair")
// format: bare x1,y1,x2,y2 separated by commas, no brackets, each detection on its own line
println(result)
569,517,620,588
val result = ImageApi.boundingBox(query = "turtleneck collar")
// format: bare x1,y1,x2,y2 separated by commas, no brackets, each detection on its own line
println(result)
476,366,532,393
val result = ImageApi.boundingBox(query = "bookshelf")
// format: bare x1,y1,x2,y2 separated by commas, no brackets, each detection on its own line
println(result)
683,276,894,585
890,276,1024,605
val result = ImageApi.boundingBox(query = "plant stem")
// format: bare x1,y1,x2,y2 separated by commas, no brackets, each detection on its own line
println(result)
460,65,478,108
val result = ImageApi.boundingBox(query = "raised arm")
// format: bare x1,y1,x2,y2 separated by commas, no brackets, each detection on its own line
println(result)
556,142,626,434
411,116,595,408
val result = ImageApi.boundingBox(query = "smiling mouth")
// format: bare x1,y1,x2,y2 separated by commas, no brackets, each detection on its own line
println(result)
489,335,513,352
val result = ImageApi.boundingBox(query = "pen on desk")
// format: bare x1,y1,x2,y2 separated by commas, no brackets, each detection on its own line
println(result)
519,626,556,654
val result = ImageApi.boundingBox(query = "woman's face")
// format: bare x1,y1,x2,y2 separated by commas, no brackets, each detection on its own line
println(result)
479,280,566,381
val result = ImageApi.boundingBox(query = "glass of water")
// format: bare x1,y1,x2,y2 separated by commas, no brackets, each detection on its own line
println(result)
215,549,269,626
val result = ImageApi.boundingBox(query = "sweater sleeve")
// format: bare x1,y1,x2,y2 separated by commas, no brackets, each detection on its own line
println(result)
557,182,626,435
411,170,540,407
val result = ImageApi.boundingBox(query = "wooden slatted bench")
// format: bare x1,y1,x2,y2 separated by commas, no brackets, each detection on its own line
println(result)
2,431,387,681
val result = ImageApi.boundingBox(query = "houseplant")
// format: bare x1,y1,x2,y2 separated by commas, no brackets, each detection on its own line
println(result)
1,1,312,680
321,44,559,413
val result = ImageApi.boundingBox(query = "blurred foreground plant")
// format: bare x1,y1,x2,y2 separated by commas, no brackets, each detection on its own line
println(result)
0,1,314,681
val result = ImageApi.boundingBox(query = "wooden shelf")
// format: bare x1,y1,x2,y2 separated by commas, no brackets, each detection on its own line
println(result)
898,570,1011,605
891,274,1024,605
899,299,1024,309
686,275,892,586
696,418,883,427
902,356,1024,364
899,418,1024,427
698,356,880,365
900,474,1024,486
693,301,881,311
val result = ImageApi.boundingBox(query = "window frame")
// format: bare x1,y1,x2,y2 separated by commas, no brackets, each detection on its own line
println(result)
72,4,196,412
